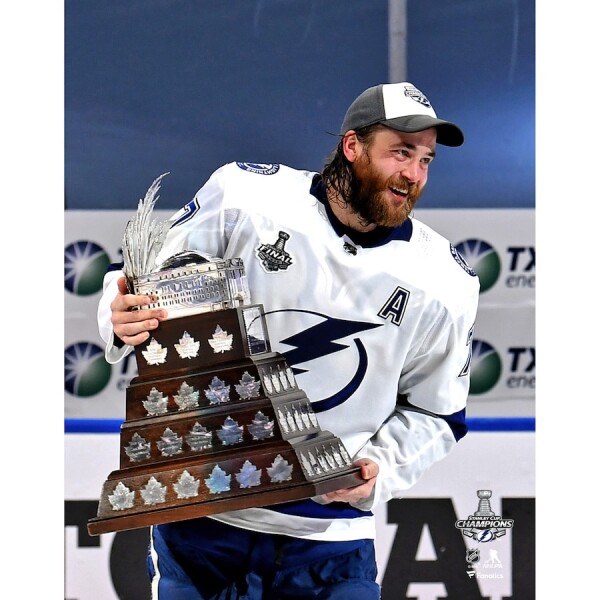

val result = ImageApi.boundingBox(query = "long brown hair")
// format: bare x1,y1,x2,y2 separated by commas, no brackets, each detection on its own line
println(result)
321,124,384,205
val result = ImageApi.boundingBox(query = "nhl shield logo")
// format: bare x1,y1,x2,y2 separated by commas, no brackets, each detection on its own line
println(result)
466,548,480,565
256,231,293,272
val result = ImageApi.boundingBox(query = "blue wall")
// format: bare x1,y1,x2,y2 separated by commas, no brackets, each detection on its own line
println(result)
406,1,535,208
65,0,534,210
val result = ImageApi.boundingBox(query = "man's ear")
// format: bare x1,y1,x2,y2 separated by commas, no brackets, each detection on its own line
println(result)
342,131,360,163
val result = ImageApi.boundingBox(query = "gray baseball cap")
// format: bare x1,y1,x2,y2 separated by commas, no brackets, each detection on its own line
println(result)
340,82,464,147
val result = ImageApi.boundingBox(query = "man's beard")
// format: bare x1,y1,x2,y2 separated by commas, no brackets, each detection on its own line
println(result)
347,154,423,228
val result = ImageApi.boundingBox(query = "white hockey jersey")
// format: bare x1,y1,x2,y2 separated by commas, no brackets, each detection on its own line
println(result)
98,162,480,541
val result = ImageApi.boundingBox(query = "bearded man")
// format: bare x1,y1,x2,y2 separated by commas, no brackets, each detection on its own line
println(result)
98,82,479,600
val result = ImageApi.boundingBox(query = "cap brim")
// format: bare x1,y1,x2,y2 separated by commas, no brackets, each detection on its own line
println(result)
382,115,464,147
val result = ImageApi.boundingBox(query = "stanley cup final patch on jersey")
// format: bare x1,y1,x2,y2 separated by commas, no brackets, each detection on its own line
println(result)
256,231,294,272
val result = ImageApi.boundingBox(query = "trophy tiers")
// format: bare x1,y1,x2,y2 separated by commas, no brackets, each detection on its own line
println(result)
88,254,364,536
89,175,367,534
88,303,364,536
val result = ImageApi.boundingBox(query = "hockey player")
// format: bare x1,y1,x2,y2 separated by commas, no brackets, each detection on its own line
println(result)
98,82,480,599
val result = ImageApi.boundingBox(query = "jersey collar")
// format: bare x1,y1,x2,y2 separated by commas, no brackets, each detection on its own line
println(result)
310,174,413,247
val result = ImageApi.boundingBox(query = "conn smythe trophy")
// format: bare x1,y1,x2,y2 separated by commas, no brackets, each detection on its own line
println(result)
88,175,364,535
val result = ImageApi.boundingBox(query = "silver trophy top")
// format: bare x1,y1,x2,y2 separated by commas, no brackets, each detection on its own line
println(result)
122,173,173,287
122,174,250,319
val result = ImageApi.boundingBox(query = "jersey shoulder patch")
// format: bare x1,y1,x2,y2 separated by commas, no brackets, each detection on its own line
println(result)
449,243,477,277
235,162,280,175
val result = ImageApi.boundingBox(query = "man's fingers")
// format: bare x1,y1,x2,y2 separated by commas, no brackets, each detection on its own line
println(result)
359,461,379,481
112,306,166,325
110,277,166,347
319,459,379,504
112,293,161,313
114,316,163,343
119,330,152,346
321,480,373,504
352,458,379,482
116,276,130,295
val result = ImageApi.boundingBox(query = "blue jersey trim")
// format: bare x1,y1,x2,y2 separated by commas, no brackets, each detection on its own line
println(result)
310,175,413,247
370,219,413,246
445,408,468,442
396,394,468,442
106,261,124,272
267,498,372,519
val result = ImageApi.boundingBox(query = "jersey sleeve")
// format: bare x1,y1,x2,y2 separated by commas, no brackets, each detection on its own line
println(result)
97,268,134,364
352,291,479,510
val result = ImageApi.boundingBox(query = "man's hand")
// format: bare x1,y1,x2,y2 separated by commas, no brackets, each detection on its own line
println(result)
320,458,379,504
110,276,168,346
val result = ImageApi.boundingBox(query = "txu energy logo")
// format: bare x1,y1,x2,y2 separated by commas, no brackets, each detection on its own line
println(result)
455,239,501,293
65,342,112,397
65,240,111,296
469,340,502,395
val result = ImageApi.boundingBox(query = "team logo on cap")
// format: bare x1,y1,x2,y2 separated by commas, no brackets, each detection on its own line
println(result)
404,85,432,108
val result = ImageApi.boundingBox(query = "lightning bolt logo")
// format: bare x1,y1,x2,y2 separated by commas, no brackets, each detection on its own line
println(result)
264,309,381,412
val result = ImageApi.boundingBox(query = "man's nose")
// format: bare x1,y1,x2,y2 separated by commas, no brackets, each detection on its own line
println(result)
400,159,420,183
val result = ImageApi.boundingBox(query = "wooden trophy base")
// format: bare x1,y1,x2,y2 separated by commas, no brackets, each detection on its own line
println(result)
88,304,364,536
88,463,363,535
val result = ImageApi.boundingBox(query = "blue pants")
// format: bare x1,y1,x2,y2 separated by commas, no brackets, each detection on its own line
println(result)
147,517,380,599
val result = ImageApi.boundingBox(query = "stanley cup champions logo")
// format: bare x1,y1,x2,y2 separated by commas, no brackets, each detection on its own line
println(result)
455,490,514,542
